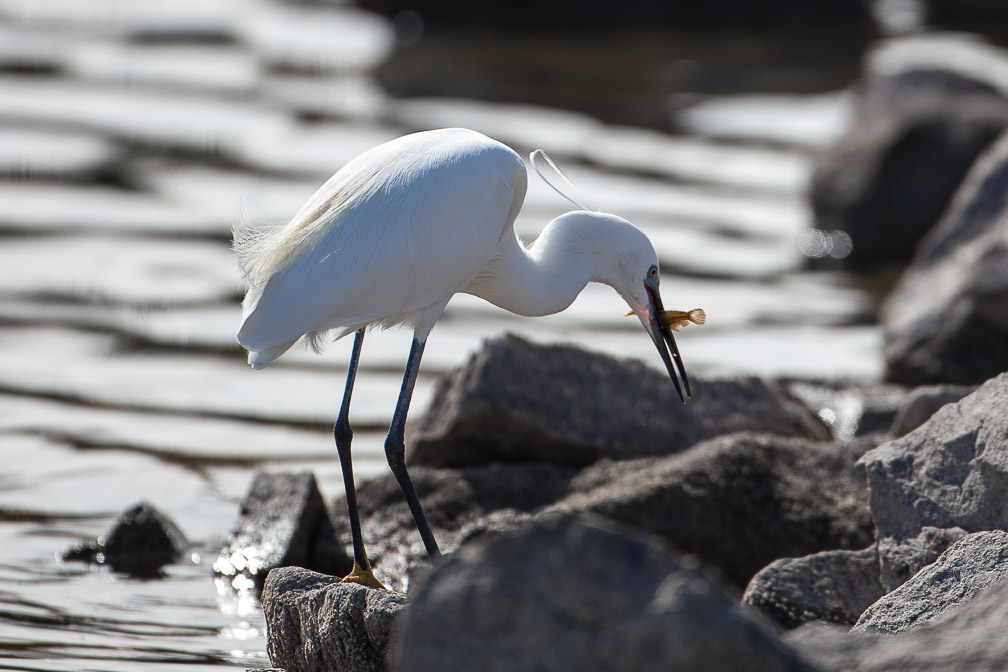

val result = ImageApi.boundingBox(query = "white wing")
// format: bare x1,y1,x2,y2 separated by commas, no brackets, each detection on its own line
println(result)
236,128,527,353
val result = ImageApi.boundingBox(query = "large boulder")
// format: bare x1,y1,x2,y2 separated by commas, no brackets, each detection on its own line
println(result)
342,432,874,591
855,530,1008,634
858,373,1008,590
809,37,1008,270
787,575,1008,672
262,566,408,672
549,433,875,587
882,129,1008,385
742,545,885,628
408,333,829,467
396,512,819,672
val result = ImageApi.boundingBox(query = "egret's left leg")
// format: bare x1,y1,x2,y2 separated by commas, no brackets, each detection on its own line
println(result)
385,336,442,561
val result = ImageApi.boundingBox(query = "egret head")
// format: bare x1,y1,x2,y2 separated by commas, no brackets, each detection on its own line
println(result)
585,213,692,403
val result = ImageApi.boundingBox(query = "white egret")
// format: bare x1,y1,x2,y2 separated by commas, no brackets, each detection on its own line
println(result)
234,127,691,589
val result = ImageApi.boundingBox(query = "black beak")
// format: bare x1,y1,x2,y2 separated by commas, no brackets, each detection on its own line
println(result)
644,282,691,403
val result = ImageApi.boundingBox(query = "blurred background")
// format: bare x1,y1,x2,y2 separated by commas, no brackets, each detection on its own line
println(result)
2,0,1008,668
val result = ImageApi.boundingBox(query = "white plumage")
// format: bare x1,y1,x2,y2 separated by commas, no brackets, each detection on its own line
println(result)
232,127,691,587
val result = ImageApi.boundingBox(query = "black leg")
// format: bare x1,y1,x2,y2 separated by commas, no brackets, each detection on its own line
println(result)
335,329,383,587
385,335,442,561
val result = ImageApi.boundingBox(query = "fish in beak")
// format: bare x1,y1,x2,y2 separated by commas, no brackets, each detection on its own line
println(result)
636,278,693,403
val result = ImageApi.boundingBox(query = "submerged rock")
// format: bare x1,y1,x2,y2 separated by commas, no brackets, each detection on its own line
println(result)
262,566,407,672
743,545,885,629
408,333,829,468
396,512,818,672
214,472,351,592
61,500,188,576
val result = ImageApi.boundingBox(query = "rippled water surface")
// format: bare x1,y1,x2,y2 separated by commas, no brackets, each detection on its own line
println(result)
0,1,891,668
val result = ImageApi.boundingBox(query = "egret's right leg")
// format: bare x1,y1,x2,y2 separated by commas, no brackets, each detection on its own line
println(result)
335,329,385,589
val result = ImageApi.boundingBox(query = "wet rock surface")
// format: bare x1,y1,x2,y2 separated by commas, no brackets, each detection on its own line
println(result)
397,512,818,672
882,129,1008,385
215,472,351,592
408,333,830,468
61,501,188,576
262,566,407,672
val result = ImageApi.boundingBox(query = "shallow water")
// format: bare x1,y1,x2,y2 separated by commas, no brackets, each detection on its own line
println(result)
0,1,889,669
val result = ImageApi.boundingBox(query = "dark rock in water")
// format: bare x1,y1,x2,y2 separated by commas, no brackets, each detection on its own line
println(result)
396,512,818,672
858,373,1008,591
882,130,1008,385
215,472,351,592
408,334,829,468
61,501,187,576
743,545,885,629
810,59,1008,270
855,530,1008,634
889,383,975,436
787,573,1008,672
262,566,407,672
548,432,876,587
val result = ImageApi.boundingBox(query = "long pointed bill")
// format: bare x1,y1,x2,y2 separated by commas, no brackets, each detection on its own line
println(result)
643,283,691,403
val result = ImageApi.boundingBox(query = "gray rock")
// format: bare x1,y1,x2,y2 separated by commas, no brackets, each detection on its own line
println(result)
216,472,351,591
549,432,876,587
889,384,975,435
395,512,819,672
810,57,1008,270
61,500,188,576
855,530,1008,634
262,566,408,672
882,130,1008,385
743,545,884,628
787,577,1008,672
331,461,577,592
859,373,1008,591
341,433,874,591
876,526,968,591
408,334,829,467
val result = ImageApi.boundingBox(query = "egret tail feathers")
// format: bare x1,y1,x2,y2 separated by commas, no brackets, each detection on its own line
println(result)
245,340,297,370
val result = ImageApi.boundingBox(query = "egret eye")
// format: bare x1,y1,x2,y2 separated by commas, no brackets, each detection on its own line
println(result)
647,265,658,279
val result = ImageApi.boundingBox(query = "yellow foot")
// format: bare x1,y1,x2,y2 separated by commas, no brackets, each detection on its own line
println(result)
342,561,386,590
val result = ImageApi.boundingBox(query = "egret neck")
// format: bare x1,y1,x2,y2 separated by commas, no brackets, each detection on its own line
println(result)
465,211,630,317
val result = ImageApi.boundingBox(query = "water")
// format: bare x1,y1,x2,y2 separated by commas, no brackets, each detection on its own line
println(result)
0,1,884,669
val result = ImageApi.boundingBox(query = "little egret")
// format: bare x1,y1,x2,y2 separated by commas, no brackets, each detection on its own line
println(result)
234,127,691,589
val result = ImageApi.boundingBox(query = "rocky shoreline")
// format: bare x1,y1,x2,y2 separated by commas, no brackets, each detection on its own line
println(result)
240,36,1008,672
59,31,1008,672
